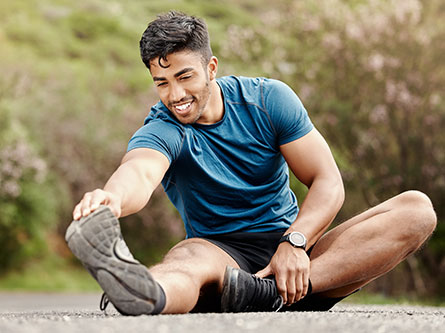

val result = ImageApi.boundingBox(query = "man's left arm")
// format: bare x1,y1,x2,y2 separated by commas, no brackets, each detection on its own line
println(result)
256,127,344,305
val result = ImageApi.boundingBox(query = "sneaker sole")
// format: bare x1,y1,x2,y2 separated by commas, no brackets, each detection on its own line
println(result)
65,206,160,315
221,266,239,312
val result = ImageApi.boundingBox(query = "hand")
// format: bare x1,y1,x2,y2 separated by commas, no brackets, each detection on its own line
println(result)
256,243,310,305
73,189,122,220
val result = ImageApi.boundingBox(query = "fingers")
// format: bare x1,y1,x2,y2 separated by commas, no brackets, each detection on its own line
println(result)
73,202,84,220
255,265,273,279
294,271,304,303
272,250,310,306
286,271,297,304
257,265,301,305
276,274,288,304
73,189,108,220
276,269,298,305
302,269,310,298
277,268,309,306
259,245,312,306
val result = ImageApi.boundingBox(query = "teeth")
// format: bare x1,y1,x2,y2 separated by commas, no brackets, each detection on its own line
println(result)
176,102,191,111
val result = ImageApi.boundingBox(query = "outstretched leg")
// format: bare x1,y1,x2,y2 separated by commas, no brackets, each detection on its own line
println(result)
66,206,239,315
309,190,437,298
150,238,240,313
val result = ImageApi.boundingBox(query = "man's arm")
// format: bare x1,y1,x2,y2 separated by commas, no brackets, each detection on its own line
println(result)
73,148,170,220
280,128,344,247
256,128,344,305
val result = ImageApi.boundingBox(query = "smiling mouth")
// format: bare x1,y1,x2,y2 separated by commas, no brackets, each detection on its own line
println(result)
173,100,193,115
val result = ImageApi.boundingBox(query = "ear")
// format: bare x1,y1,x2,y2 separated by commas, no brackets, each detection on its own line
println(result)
207,56,218,81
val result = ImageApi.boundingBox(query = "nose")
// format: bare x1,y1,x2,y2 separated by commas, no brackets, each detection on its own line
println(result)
169,82,187,103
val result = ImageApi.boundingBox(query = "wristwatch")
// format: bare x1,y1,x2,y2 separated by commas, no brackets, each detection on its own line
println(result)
279,231,307,250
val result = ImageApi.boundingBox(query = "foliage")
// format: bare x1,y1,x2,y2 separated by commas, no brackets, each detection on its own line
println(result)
294,0,445,296
216,0,445,297
0,80,61,272
0,0,443,299
0,0,192,272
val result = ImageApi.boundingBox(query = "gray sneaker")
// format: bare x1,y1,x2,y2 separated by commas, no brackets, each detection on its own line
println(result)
65,205,162,315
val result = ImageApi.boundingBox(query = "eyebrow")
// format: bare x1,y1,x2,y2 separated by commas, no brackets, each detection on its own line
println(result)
153,67,195,82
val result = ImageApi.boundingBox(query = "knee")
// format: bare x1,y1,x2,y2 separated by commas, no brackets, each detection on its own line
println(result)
155,240,209,286
154,239,225,289
397,190,432,207
164,239,207,262
395,190,437,241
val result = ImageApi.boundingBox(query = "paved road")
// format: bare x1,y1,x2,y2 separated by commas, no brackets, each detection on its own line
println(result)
0,293,444,333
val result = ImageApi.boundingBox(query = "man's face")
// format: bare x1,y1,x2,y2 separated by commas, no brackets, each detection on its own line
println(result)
150,50,215,125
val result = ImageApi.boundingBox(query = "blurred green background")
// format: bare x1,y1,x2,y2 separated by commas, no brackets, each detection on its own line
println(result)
0,0,443,305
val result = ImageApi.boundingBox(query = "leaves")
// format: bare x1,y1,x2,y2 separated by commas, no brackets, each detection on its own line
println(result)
0,0,443,296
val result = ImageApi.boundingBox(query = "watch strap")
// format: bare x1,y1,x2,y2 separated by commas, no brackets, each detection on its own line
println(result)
279,232,307,249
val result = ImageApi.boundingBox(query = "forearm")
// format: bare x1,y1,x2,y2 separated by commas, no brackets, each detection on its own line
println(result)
287,176,344,249
258,175,343,303
103,160,155,217
73,148,169,221
268,129,343,302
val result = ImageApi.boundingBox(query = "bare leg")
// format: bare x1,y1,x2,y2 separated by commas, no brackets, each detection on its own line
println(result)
309,190,437,298
149,238,239,314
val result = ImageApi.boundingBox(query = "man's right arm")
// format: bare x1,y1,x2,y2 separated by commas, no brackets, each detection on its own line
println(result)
73,147,170,220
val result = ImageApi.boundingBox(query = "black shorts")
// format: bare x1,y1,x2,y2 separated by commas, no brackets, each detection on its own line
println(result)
199,230,354,312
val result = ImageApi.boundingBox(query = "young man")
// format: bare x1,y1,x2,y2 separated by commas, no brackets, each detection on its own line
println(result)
65,11,437,315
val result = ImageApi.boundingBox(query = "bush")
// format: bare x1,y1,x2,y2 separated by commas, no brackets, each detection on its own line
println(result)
0,105,60,273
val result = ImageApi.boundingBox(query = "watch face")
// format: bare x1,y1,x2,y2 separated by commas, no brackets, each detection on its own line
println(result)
289,232,306,247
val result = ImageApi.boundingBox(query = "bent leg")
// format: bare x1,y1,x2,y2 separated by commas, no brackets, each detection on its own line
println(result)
309,190,437,298
149,238,239,314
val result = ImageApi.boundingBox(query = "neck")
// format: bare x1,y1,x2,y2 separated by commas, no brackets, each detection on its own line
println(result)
197,80,224,125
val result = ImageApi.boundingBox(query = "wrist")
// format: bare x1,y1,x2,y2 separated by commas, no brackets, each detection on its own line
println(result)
279,231,307,250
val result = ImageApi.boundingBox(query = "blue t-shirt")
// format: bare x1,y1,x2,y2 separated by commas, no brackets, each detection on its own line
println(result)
127,76,313,237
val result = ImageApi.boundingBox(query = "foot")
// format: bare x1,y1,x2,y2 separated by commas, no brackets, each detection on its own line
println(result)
65,206,163,315
221,266,283,312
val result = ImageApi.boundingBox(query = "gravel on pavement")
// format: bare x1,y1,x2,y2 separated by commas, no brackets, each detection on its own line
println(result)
0,293,443,333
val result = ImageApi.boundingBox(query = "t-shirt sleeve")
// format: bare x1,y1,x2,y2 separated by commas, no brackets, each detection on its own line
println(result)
127,117,184,163
263,79,313,146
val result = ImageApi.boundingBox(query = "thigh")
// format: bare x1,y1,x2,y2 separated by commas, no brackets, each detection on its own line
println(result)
152,238,240,280
309,192,407,261
306,191,429,298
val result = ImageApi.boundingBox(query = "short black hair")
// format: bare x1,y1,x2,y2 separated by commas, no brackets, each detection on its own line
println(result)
140,11,213,70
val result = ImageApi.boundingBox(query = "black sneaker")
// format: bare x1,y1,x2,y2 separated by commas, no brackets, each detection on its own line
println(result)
221,266,283,312
65,205,163,315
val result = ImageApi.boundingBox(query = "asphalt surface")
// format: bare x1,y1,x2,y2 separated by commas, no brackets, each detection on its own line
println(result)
0,293,444,333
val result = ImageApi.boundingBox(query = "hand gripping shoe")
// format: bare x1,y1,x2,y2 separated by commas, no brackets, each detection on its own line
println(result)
65,205,163,315
221,266,283,312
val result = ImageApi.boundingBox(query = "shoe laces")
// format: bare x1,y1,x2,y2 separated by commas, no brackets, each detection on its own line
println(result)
246,275,283,312
100,293,110,314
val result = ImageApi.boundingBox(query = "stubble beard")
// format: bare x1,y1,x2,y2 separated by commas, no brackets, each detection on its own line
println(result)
171,81,211,125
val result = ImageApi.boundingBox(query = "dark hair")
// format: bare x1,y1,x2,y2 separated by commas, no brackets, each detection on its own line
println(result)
140,11,213,70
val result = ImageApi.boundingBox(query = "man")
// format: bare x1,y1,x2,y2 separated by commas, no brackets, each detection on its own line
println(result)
65,11,437,315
